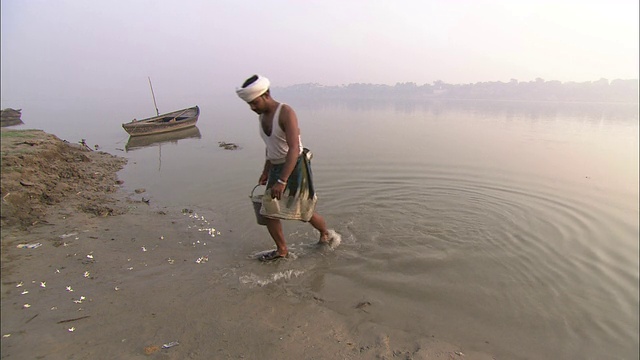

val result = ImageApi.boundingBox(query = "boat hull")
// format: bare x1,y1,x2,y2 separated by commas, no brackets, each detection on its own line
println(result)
122,106,199,136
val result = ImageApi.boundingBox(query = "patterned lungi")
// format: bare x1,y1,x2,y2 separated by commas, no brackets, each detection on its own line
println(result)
261,148,317,222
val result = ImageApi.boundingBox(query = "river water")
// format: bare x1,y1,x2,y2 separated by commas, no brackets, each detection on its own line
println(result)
8,95,639,359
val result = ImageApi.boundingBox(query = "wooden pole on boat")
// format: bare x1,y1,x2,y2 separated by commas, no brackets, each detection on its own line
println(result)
148,77,159,116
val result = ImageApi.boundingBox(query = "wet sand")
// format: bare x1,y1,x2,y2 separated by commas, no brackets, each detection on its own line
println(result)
1,129,494,359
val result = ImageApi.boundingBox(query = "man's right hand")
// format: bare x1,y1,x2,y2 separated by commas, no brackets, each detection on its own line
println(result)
259,172,268,185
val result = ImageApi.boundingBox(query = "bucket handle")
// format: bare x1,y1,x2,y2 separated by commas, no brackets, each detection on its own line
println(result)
250,184,265,198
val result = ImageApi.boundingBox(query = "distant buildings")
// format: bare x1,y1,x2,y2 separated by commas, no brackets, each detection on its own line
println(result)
276,79,639,103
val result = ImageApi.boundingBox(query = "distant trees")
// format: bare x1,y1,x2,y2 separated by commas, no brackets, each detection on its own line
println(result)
276,78,639,103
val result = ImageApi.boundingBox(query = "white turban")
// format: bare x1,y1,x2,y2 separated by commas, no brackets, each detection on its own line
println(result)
236,75,270,102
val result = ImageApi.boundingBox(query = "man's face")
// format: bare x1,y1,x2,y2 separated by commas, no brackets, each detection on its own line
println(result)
248,95,267,114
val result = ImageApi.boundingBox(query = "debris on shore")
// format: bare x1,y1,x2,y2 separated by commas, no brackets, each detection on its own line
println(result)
218,141,239,150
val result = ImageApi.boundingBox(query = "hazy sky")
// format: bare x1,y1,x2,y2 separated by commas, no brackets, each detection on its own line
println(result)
1,0,638,104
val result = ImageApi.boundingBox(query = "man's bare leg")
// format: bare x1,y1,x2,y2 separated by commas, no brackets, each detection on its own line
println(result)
308,212,331,244
265,218,288,256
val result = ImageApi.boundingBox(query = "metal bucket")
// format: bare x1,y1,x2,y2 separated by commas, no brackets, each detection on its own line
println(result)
250,185,268,226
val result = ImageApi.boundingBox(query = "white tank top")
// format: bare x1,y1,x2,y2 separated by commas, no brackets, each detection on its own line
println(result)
259,103,303,164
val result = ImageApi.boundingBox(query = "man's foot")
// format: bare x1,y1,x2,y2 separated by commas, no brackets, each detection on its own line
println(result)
318,229,341,248
258,250,287,262
318,232,331,245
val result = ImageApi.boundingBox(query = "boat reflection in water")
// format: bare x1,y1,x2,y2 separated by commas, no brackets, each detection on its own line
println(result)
125,126,201,152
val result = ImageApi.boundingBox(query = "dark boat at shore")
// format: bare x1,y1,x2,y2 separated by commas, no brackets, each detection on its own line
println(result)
122,105,199,137
1,108,24,127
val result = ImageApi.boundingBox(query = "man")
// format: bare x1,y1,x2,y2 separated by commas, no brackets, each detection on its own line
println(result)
236,74,336,261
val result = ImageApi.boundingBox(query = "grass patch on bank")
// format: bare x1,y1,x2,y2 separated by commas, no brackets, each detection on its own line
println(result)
1,129,41,139
0,129,46,157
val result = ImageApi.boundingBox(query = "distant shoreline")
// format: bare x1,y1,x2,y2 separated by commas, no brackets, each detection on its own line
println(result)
276,78,639,103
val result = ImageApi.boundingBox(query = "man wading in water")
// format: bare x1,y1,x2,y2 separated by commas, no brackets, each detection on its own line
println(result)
236,75,338,261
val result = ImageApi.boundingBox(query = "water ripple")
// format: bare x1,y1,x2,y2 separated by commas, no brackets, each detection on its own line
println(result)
316,161,638,358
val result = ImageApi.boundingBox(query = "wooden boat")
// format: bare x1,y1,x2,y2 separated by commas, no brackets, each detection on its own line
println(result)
122,105,199,137
125,126,201,152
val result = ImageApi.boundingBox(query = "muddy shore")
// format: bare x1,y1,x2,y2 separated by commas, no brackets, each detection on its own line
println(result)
1,129,493,359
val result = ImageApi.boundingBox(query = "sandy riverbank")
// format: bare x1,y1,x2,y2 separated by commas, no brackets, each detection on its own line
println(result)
1,129,494,359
